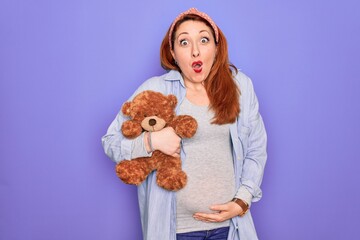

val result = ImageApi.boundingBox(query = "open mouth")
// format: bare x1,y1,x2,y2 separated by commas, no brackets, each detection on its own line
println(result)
192,61,203,73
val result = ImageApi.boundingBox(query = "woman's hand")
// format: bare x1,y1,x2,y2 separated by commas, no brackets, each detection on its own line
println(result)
193,201,244,223
149,127,181,157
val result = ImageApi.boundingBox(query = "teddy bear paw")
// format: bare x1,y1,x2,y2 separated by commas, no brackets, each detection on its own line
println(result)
156,169,187,191
116,160,150,185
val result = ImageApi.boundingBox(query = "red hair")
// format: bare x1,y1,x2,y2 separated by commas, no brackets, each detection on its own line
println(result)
160,15,240,124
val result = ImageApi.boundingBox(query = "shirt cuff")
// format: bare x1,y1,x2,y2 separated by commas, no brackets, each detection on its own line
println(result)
235,186,253,207
131,132,152,159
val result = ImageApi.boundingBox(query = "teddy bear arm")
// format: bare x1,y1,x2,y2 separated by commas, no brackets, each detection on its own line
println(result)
170,115,198,138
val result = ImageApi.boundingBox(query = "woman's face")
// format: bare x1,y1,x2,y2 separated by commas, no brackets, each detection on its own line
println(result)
171,20,217,85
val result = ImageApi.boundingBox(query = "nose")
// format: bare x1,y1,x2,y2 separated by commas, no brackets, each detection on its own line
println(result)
192,44,200,58
149,118,157,126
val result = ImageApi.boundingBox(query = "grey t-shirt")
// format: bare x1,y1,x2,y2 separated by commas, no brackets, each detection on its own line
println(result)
176,98,235,233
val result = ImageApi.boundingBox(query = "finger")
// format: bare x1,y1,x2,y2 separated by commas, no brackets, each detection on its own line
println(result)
195,217,217,223
193,215,206,221
193,212,218,219
193,213,222,222
193,214,213,222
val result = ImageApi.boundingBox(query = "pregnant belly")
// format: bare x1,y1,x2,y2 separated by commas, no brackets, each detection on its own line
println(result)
177,176,235,214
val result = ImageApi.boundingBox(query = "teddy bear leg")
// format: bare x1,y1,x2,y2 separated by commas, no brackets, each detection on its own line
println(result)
116,158,152,185
156,168,187,191
156,156,187,191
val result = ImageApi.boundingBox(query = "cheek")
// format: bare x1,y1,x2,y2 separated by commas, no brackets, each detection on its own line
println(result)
173,48,190,64
205,54,216,67
203,47,217,60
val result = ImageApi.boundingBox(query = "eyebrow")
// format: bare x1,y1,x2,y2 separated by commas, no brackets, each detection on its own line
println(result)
177,32,189,39
177,30,210,39
199,30,210,34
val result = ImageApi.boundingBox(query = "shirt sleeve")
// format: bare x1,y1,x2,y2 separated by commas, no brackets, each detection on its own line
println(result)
235,186,253,207
238,74,268,203
131,132,153,159
101,110,154,163
101,110,131,163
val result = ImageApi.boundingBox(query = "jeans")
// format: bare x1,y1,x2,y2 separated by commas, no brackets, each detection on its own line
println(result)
176,227,230,240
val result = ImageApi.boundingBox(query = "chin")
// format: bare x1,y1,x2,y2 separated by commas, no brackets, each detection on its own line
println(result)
192,75,206,83
183,70,209,83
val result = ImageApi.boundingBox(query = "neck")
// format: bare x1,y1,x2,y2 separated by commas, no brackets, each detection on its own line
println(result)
184,79,205,91
184,82,209,106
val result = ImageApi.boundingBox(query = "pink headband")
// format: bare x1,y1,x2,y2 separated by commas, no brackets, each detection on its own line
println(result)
168,8,219,49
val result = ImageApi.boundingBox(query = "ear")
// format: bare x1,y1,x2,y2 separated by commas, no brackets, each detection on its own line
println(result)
121,102,132,116
167,94,178,108
170,49,176,62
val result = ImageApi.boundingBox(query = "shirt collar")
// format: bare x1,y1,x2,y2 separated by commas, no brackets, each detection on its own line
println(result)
164,70,185,88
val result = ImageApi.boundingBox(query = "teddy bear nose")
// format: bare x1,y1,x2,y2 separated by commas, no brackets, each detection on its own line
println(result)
149,118,157,126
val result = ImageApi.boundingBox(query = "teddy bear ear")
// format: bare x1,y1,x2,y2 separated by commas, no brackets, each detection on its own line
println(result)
167,94,178,108
121,102,132,116
121,120,143,139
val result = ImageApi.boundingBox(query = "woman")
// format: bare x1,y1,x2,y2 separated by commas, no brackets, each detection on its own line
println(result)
102,8,267,240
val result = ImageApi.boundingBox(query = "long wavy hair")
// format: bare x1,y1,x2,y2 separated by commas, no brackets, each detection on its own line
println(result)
160,14,240,124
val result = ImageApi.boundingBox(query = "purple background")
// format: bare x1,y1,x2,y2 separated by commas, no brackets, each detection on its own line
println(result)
1,1,359,239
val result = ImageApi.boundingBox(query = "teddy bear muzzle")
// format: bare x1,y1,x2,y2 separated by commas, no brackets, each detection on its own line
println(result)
141,116,166,132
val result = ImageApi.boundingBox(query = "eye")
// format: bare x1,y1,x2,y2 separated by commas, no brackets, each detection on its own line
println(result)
200,37,209,44
180,39,189,46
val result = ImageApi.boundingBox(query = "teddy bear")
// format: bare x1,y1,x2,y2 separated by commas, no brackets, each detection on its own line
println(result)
116,90,197,191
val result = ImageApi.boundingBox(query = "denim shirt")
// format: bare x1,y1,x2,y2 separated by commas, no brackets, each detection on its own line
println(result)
102,70,267,240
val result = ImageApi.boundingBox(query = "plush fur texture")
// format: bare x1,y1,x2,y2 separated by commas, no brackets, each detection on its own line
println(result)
116,90,198,191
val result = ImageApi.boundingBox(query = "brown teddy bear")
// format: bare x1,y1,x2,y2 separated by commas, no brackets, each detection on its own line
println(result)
116,90,197,191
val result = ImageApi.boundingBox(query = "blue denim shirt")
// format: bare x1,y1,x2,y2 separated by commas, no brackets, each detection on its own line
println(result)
102,70,267,240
